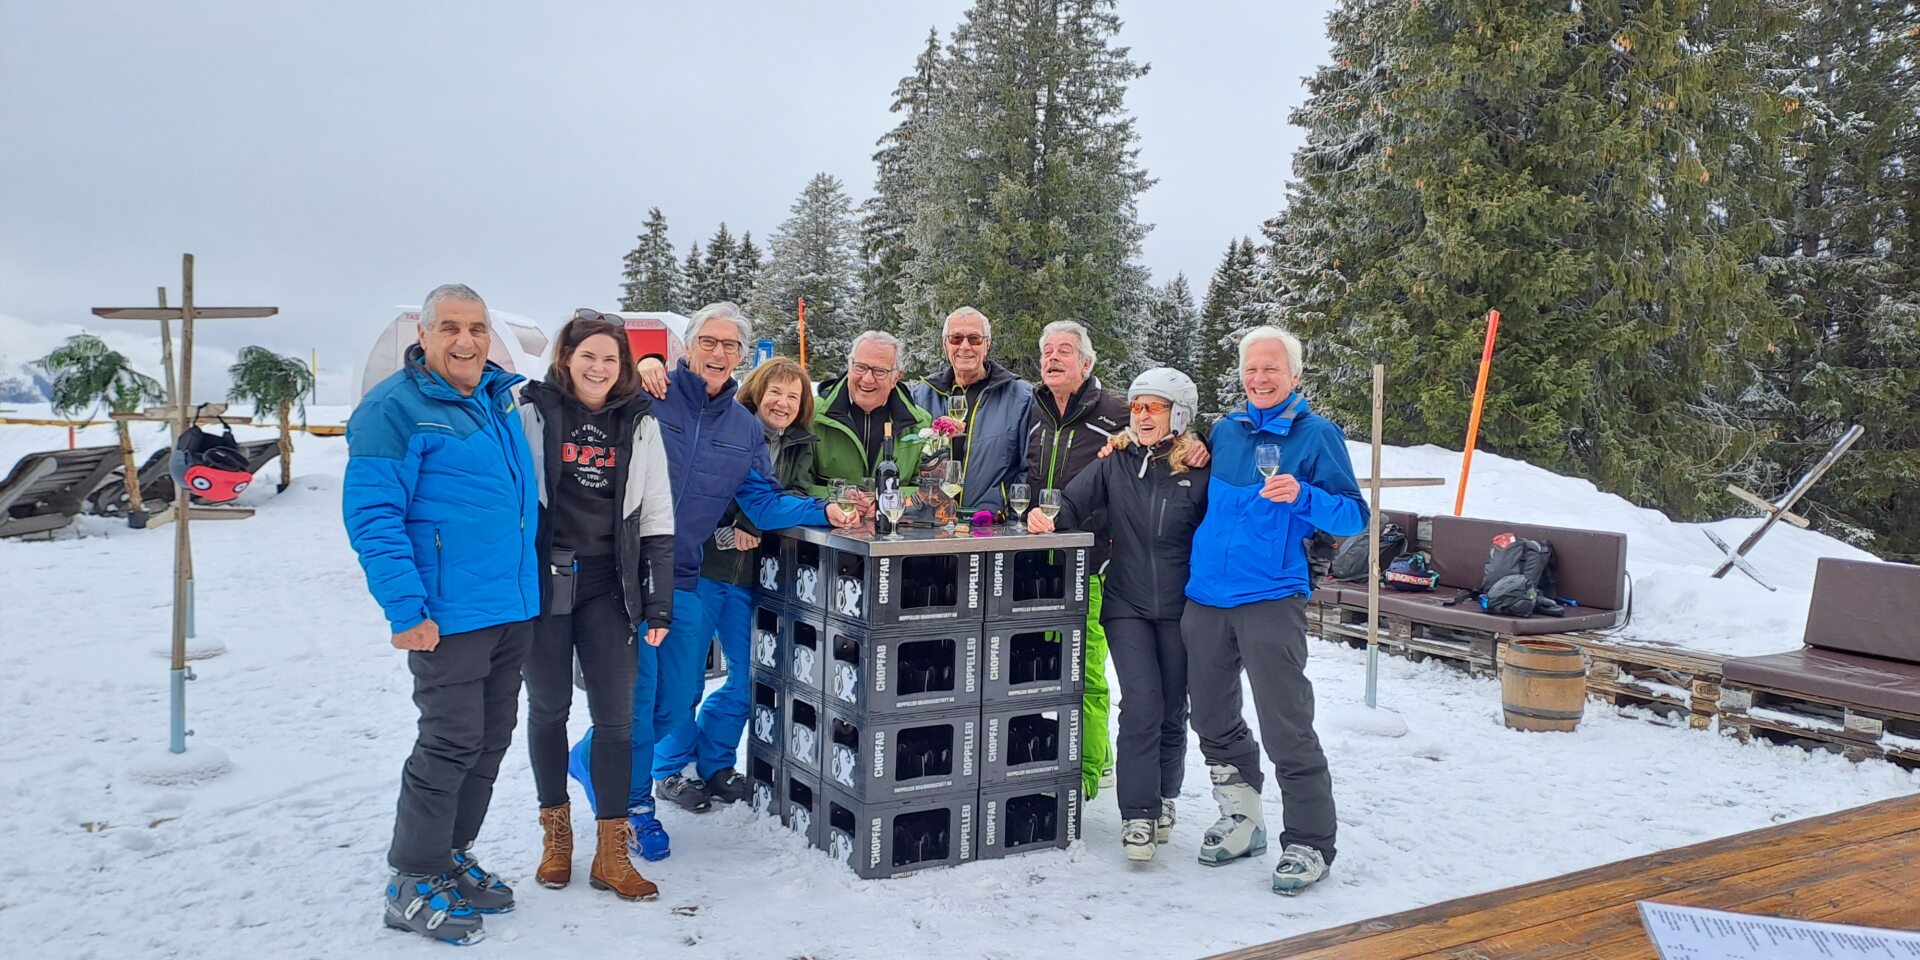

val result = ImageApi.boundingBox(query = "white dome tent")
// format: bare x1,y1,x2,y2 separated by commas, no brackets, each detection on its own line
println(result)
355,306,551,398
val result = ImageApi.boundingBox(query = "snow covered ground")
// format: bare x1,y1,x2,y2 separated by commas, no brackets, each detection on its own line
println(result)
0,430,1913,959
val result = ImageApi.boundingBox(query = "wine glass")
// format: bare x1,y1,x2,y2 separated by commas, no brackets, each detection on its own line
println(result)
833,481,858,514
877,489,905,540
1037,488,1063,524
1008,483,1030,532
941,461,965,503
1256,444,1282,480
946,394,967,423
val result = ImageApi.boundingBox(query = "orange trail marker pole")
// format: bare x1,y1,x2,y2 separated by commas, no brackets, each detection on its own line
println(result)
1454,309,1500,516
797,297,808,369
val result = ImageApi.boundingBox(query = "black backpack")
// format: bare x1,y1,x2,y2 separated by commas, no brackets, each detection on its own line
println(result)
1329,522,1407,582
1475,533,1564,617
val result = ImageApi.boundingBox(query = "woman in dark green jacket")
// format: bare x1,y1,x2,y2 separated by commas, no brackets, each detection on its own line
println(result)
653,357,819,810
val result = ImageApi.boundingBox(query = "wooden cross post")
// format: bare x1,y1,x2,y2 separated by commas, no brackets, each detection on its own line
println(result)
1358,365,1446,709
94,254,277,756
1707,424,1863,585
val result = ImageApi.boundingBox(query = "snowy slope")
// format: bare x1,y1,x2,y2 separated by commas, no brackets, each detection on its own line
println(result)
0,437,1913,959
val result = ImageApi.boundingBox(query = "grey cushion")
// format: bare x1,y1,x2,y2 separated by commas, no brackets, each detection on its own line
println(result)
1804,557,1920,663
1428,515,1628,610
1725,647,1920,718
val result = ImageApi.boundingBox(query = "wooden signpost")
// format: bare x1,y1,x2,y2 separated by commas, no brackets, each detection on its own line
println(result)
1361,363,1447,709
94,255,277,771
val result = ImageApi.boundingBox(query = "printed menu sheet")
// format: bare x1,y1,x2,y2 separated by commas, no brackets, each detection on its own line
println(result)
1639,902,1920,959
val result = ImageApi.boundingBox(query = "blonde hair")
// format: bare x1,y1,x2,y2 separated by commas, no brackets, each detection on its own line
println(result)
1107,429,1205,475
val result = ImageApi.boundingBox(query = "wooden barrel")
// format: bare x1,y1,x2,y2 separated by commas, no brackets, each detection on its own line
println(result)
1500,639,1587,732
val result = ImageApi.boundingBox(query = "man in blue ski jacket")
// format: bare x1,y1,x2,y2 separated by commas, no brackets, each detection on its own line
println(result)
343,284,537,945
1182,325,1367,898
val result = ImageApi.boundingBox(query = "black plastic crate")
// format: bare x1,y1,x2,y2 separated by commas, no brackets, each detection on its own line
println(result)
784,690,826,778
785,614,827,696
983,615,1086,704
824,616,982,720
746,742,783,819
810,547,985,628
986,542,1090,621
790,537,829,610
752,535,792,603
748,598,786,681
779,768,826,848
821,787,978,880
821,702,979,803
978,775,1081,860
981,697,1083,786
749,675,784,756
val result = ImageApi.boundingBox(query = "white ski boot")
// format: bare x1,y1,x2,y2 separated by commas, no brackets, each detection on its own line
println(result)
1271,843,1329,895
1156,798,1176,844
1121,819,1156,862
1198,764,1265,866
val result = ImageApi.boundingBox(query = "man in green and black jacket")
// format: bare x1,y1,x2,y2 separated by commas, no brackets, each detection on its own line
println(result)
812,330,930,496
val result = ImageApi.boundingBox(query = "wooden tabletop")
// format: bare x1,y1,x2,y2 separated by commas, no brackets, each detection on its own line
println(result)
1210,792,1920,959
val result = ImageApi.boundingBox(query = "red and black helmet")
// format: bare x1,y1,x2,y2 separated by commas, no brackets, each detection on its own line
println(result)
170,421,253,503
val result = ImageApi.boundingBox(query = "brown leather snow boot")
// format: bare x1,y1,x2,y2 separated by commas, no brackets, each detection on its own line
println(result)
536,804,573,889
589,819,659,901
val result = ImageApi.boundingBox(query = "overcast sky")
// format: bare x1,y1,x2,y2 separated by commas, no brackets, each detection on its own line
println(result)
0,0,1335,401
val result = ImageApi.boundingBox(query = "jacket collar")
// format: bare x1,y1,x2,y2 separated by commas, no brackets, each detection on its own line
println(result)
672,357,738,408
924,359,1014,396
1040,374,1107,425
405,343,523,404
821,375,921,431
520,376,650,420
1224,392,1309,437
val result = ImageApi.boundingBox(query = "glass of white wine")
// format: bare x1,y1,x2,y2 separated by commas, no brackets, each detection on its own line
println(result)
834,481,858,515
1037,488,1063,527
946,394,967,422
1008,483,1030,532
878,489,905,540
1256,443,1282,480
941,461,965,502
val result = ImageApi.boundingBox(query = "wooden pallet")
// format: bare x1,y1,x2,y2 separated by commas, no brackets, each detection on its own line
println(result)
1718,682,1920,769
1563,636,1725,730
1311,603,1498,677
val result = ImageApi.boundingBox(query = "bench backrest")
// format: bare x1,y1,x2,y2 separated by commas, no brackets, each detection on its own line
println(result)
1805,557,1920,662
1428,514,1628,611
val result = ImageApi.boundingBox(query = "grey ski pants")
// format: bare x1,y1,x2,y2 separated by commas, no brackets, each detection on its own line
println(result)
1180,595,1336,863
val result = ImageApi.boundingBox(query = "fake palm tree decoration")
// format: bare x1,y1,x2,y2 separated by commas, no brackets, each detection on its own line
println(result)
33,334,166,514
226,346,313,492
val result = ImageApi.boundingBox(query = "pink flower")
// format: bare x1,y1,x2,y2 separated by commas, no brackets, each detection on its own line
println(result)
930,416,966,437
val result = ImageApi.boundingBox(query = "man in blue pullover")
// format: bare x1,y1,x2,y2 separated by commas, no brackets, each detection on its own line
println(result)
344,284,537,945
1183,326,1367,897
575,302,859,864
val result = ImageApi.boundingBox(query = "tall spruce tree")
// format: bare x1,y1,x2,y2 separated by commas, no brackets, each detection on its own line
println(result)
1196,238,1260,417
1272,0,1794,518
618,207,683,313
1139,273,1200,375
730,231,764,314
1756,0,1920,558
682,246,707,310
690,224,739,307
862,27,947,337
895,0,1155,378
755,173,865,364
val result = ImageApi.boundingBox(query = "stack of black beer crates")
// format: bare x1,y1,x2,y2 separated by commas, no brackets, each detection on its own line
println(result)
744,525,1093,878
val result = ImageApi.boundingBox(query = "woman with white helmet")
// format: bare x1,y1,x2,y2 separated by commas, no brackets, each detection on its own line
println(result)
1024,366,1208,862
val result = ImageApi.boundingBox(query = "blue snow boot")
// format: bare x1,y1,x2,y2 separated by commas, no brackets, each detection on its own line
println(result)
450,846,515,914
628,799,671,862
568,733,597,813
383,872,485,945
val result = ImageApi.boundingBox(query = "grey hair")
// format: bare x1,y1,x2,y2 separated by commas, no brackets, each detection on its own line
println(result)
1237,325,1304,377
847,330,904,370
942,306,992,340
1038,320,1097,370
418,284,487,330
688,301,753,344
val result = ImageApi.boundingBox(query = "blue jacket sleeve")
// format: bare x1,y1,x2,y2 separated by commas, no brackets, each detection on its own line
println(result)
1294,425,1368,538
343,411,431,633
735,446,829,530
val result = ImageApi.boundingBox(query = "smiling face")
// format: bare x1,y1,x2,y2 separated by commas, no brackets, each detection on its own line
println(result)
1241,338,1299,410
418,299,491,395
1039,332,1090,395
1130,394,1173,446
759,375,805,430
943,312,990,383
566,332,623,410
847,338,901,413
689,316,745,395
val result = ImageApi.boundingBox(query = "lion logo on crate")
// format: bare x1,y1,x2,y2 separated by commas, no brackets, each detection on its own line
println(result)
753,706,776,746
792,644,817,684
833,662,860,704
759,556,781,592
751,781,773,815
836,577,864,618
795,565,820,605
831,743,858,788
790,724,817,763
754,629,778,669
828,829,854,865
789,804,812,839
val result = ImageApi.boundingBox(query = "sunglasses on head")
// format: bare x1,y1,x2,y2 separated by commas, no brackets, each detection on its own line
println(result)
573,307,609,323
945,333,986,346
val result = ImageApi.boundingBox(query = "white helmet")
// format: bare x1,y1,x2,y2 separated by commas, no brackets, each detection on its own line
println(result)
1128,367,1199,435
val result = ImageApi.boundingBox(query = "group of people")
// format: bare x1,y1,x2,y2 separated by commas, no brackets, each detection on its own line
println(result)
342,283,1366,945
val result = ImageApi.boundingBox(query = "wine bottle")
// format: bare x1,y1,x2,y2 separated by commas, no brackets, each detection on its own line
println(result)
875,420,901,536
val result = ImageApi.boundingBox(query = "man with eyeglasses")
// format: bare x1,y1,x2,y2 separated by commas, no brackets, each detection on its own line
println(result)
812,330,931,495
590,302,859,859
908,306,1032,514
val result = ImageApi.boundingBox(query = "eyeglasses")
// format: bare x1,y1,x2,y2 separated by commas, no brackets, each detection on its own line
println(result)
945,333,986,346
850,361,896,380
694,335,743,356
1129,400,1171,416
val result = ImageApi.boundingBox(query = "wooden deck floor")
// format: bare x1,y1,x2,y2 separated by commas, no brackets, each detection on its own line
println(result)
1210,792,1920,959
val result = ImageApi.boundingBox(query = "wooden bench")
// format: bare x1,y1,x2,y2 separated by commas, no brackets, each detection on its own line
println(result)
1207,792,1920,959
1719,557,1920,768
0,446,123,538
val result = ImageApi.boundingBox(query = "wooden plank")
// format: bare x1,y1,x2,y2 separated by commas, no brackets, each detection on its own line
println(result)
1726,483,1810,527
1208,794,1920,959
91,306,277,319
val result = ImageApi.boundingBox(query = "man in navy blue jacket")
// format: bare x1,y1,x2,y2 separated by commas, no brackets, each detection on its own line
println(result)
579,302,858,862
343,284,537,946
1183,326,1367,898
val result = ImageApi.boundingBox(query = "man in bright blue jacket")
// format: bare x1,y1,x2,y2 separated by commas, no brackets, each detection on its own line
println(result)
576,302,859,860
343,284,538,945
1183,326,1366,898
